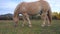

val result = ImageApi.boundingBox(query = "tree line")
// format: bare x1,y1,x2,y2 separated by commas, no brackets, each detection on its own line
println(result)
52,12,60,20
0,12,60,20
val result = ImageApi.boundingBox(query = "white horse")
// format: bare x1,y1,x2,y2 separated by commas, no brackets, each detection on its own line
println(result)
13,0,52,27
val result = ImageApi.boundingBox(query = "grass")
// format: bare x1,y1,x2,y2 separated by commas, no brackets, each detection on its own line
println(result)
0,20,60,34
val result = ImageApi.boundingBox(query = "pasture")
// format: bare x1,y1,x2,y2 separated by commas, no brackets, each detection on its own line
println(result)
0,20,60,34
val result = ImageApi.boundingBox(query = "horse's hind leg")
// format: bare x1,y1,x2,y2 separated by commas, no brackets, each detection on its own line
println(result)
23,13,32,27
46,15,51,26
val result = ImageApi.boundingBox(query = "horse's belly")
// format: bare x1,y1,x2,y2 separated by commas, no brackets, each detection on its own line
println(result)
27,10,40,15
28,8,41,15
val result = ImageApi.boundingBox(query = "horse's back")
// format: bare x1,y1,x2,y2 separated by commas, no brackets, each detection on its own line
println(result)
20,1,42,14
16,0,50,15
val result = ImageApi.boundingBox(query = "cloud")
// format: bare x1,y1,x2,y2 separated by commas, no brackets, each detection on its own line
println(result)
46,0,60,12
0,0,21,15
0,2,17,9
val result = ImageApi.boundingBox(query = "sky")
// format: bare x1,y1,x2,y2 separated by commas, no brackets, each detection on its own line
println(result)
0,0,60,15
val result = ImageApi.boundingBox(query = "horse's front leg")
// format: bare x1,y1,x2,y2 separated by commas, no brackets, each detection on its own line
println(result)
23,13,32,27
41,14,47,27
22,16,26,27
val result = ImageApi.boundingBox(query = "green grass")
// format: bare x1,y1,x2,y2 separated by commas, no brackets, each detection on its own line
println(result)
0,20,60,34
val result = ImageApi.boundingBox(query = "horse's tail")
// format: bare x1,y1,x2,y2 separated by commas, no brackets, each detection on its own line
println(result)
47,9,52,23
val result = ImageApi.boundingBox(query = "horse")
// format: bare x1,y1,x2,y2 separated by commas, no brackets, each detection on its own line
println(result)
13,0,52,27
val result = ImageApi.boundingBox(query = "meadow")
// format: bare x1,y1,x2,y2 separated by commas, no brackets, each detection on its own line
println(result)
0,20,60,34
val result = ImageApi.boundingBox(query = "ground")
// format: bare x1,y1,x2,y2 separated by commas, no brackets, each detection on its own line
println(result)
0,20,60,34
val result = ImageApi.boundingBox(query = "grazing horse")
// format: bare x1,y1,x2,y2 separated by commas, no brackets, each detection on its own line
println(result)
13,0,52,27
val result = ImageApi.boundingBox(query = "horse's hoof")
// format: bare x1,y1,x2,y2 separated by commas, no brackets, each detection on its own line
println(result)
41,25,45,27
22,25,24,27
14,25,17,27
47,25,51,26
14,24,17,27
29,25,32,28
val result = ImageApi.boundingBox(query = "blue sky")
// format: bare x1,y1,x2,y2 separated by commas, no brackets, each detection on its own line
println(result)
0,0,60,15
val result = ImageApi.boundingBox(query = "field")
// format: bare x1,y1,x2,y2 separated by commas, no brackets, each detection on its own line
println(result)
0,20,60,34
